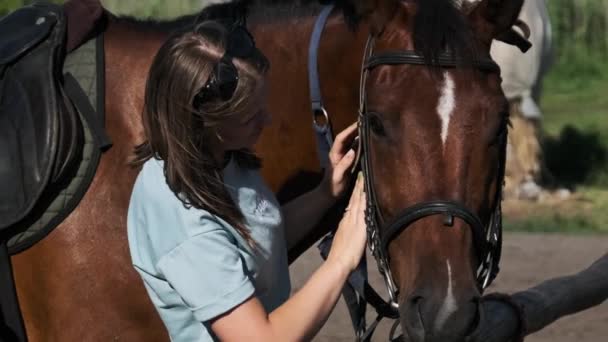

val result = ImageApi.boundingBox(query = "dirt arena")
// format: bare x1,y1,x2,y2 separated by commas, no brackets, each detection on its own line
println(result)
289,233,608,341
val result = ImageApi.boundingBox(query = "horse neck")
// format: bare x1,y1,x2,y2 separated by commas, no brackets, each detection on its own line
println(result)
247,13,369,193
102,18,172,167
252,13,368,133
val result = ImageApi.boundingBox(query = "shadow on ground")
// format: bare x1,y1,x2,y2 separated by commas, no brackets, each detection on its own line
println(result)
542,125,608,188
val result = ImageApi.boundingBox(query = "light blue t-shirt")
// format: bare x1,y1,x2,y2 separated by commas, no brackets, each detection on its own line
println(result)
127,157,291,341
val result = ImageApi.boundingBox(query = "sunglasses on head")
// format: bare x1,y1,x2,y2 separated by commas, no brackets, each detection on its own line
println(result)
193,26,257,108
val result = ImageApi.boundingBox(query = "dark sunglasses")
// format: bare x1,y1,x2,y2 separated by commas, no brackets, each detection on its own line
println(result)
193,26,257,108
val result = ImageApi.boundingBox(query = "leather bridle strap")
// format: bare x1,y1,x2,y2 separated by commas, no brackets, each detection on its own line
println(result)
308,4,335,168
359,36,402,306
365,51,501,72
380,201,489,260
310,14,401,341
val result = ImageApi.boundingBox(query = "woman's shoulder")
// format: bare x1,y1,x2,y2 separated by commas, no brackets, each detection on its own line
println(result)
132,158,173,202
128,158,236,257
139,157,165,183
129,158,187,226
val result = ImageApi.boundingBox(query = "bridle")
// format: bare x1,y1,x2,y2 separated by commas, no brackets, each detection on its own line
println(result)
357,35,508,309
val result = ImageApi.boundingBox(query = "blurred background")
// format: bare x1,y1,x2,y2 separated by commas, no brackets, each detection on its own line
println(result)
1,1,607,341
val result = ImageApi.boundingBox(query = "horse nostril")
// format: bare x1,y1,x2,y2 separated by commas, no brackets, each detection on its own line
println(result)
408,295,426,326
465,297,483,340
467,297,483,338
402,294,427,341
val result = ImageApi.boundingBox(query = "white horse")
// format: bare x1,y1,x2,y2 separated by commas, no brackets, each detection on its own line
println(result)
489,0,554,199
491,0,553,119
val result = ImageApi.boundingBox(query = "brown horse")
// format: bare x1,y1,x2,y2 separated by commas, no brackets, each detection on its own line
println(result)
10,0,525,341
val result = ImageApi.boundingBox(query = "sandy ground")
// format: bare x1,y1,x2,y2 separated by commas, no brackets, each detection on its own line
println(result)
289,233,607,342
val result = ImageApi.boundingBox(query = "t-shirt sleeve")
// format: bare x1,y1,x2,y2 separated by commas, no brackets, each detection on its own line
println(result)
157,227,255,322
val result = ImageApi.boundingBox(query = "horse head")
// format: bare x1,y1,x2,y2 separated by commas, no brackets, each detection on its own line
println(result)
352,0,526,340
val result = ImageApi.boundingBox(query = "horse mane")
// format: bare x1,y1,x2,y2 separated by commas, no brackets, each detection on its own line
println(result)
245,1,359,27
109,1,359,32
111,0,476,67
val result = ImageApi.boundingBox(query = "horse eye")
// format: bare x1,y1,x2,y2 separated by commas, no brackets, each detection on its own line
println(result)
369,114,386,137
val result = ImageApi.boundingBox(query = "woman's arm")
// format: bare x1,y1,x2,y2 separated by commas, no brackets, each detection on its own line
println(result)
282,185,335,251
211,257,349,341
282,123,358,251
211,175,367,342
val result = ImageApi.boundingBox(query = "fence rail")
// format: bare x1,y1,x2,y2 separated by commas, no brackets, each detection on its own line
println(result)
477,252,608,341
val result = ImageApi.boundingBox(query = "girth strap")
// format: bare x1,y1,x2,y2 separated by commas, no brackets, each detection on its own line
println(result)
63,73,111,150
0,240,25,342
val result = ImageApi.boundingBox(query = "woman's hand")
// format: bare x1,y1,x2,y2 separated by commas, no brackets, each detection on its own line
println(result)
327,173,367,273
320,122,359,201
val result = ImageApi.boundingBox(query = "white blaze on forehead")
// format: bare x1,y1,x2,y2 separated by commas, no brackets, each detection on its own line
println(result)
437,72,456,146
455,0,483,13
456,0,482,5
434,260,458,331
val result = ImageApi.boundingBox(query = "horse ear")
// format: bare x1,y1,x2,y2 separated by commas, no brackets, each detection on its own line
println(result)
467,0,531,52
351,0,400,35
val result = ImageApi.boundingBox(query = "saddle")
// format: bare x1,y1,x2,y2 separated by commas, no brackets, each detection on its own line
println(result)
0,3,82,233
0,2,110,340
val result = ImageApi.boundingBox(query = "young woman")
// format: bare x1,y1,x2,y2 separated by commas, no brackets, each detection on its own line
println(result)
127,21,367,341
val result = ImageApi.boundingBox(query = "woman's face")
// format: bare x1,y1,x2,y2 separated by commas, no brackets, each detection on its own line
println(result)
215,81,271,151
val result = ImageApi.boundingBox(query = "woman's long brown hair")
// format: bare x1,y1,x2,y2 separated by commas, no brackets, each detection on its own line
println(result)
132,21,269,247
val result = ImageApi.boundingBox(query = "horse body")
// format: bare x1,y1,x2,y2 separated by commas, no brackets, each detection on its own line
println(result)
12,18,169,341
8,1,526,341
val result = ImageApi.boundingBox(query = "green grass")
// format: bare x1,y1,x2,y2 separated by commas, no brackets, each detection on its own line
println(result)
504,216,602,234
540,69,608,188
505,61,608,234
504,187,608,234
541,74,608,138
544,56,608,183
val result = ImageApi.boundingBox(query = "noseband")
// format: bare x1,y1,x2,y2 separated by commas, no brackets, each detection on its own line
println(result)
357,35,507,308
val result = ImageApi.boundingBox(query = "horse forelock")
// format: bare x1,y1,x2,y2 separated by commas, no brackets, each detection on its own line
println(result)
411,0,477,69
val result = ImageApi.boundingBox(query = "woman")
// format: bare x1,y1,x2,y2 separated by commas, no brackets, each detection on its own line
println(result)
127,21,367,341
